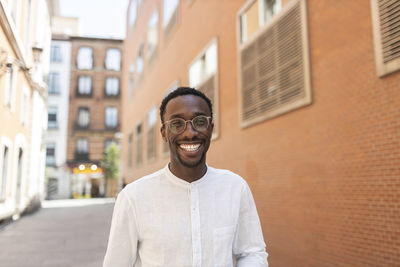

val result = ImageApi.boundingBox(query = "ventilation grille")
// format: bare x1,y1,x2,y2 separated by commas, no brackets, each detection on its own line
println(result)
240,1,310,124
378,0,400,63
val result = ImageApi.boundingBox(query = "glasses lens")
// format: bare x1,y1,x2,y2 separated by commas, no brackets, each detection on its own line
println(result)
169,118,186,134
193,116,209,131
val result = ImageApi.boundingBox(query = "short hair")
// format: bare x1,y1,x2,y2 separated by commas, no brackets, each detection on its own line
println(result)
159,87,213,123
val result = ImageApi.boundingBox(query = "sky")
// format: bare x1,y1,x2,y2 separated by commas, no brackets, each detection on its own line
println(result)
58,0,129,39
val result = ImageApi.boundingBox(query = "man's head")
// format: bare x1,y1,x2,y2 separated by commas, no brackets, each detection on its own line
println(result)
160,87,213,177
160,87,213,124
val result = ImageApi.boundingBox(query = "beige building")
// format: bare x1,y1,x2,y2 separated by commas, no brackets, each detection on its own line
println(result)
0,0,51,220
121,0,400,266
66,36,123,198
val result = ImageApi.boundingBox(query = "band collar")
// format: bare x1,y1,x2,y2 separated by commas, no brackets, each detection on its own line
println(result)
164,163,210,187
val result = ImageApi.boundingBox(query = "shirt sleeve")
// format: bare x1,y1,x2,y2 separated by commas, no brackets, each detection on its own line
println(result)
233,182,268,267
103,189,139,267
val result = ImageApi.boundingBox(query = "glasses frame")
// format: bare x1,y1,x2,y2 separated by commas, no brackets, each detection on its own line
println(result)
163,115,212,134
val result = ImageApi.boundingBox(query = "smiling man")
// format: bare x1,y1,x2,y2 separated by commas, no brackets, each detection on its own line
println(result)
103,87,268,267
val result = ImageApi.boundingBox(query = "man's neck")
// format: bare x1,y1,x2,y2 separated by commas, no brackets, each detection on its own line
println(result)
169,163,207,183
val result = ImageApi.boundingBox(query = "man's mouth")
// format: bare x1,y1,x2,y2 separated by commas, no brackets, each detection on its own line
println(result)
179,143,201,152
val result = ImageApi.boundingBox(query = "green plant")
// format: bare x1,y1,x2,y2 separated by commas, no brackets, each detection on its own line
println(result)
101,142,120,180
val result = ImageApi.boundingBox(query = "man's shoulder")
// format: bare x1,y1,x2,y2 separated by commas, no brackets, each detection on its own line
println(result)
123,168,166,192
207,166,247,185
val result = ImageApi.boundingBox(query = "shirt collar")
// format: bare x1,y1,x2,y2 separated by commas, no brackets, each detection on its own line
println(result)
164,163,210,187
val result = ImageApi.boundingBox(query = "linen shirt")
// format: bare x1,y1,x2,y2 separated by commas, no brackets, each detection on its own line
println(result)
103,165,268,267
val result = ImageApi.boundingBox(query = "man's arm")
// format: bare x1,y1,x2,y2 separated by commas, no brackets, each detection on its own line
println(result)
103,189,139,267
233,182,268,267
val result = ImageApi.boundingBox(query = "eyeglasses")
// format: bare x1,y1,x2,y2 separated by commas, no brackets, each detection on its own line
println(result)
163,115,212,134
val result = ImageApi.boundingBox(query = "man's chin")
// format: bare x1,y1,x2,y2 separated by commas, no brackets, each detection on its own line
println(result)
177,153,205,168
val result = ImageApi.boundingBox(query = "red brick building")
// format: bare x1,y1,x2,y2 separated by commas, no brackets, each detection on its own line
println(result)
121,0,400,266
67,36,123,197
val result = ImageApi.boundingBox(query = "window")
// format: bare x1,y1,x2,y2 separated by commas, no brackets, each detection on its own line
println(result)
128,133,133,167
129,0,138,27
0,145,10,202
50,45,62,62
20,89,29,125
137,44,144,80
77,47,93,69
105,107,118,129
238,0,312,127
48,106,58,129
105,77,119,96
129,62,135,97
4,63,16,109
162,81,178,154
77,76,92,96
105,48,121,71
135,124,143,165
371,0,400,76
48,72,60,94
163,0,179,39
189,39,219,138
239,0,282,43
76,138,89,160
77,107,90,128
147,106,157,160
46,143,56,166
147,9,159,58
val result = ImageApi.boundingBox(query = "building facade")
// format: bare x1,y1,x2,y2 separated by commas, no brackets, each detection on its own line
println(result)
45,36,73,199
121,0,400,266
0,0,51,220
66,36,123,198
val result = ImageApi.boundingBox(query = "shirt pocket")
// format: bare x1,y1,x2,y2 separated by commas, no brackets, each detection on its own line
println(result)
213,225,235,267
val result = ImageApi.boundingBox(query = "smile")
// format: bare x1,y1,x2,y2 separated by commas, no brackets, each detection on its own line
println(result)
179,143,201,152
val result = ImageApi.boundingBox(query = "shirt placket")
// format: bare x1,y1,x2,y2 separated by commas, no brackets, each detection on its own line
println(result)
190,184,202,267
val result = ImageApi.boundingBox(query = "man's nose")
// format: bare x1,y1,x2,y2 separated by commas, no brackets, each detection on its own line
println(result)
182,121,197,137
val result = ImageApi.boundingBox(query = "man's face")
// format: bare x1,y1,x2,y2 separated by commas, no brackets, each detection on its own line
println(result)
161,95,213,169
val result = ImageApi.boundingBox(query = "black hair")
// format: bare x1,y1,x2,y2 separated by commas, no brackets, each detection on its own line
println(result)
159,87,213,123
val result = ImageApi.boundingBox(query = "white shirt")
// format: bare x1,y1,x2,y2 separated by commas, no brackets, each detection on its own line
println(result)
103,165,268,267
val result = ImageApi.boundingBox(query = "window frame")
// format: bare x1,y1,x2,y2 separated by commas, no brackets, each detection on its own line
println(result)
77,46,93,70
237,0,312,128
105,107,119,129
47,106,58,129
371,0,400,77
105,48,121,71
188,37,220,140
46,143,56,166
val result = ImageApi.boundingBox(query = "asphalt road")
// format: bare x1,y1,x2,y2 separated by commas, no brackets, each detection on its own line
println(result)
0,198,115,267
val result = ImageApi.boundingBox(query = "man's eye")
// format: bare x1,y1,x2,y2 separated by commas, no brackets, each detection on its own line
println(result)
194,117,207,126
171,120,184,128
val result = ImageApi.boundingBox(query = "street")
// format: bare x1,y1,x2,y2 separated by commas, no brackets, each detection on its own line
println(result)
0,198,115,267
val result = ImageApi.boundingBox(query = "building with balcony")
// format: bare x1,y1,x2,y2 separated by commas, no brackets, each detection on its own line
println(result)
121,0,400,266
0,0,51,220
66,36,123,198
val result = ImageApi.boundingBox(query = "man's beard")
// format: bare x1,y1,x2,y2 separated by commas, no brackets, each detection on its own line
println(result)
177,150,206,168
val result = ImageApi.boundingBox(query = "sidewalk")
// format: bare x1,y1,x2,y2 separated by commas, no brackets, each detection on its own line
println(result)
0,198,115,267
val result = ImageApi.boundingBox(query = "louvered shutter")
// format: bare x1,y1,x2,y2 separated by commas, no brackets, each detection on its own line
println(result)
239,0,312,127
197,74,218,138
371,0,400,76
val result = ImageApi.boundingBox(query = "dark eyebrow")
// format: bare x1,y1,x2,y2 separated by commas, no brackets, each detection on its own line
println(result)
168,112,207,120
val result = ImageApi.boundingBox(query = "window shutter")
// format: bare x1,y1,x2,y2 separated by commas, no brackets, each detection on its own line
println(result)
371,0,400,76
197,74,218,138
239,0,311,127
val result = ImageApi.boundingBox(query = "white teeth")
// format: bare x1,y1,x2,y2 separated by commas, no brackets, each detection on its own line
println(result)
180,144,200,152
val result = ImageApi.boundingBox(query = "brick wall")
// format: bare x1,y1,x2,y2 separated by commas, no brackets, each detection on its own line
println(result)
121,0,400,266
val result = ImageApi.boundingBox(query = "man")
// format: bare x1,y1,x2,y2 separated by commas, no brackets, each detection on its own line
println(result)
103,87,268,266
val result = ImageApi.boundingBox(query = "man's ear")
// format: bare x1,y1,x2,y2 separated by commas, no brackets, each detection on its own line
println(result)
161,126,167,142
